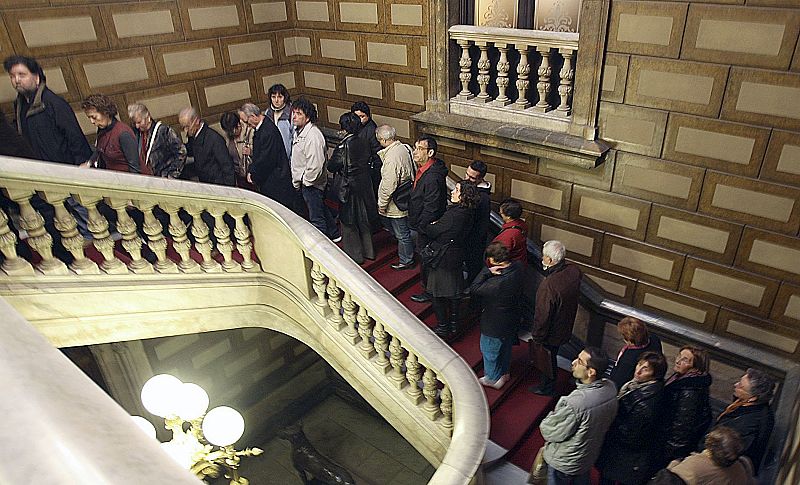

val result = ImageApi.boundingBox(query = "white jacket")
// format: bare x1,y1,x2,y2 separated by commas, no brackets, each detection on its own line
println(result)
291,122,327,190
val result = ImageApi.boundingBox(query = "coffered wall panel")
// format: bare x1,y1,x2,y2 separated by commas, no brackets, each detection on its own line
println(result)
532,214,604,266
612,152,704,211
735,227,800,283
221,33,280,74
178,0,247,41
334,0,384,32
195,72,256,116
721,67,800,132
4,6,108,57
538,153,615,191
152,40,224,85
716,309,800,357
601,235,685,289
569,185,651,240
600,54,629,104
607,1,688,58
124,82,199,127
646,205,743,265
597,102,667,157
762,130,800,187
634,282,719,330
100,1,184,50
771,283,800,328
384,0,426,35
71,48,159,96
574,262,637,305
245,0,293,32
506,170,572,220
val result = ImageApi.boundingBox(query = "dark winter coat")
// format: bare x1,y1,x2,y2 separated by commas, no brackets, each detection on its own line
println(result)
94,120,143,173
249,119,295,207
469,261,524,338
190,123,236,186
713,402,774,474
328,134,377,227
13,84,91,165
134,120,186,178
408,158,448,233
421,204,475,298
609,334,663,391
657,373,713,468
0,110,35,158
465,182,492,279
357,118,382,172
531,261,582,347
597,379,664,484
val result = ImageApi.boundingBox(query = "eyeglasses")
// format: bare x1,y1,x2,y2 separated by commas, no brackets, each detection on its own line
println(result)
413,145,429,152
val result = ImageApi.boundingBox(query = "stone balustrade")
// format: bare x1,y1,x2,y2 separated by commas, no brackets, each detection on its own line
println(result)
449,24,579,122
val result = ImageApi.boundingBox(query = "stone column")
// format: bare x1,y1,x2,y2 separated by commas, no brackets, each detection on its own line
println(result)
229,210,257,272
162,203,198,273
405,352,423,405
533,47,553,113
556,48,575,116
41,192,97,275
456,40,475,101
108,198,152,274
208,208,241,273
185,206,220,273
73,195,127,275
492,43,512,106
514,44,532,109
326,279,345,330
474,42,492,103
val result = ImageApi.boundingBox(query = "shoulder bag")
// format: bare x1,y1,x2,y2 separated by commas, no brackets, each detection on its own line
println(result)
420,239,453,269
390,144,416,211
329,140,350,203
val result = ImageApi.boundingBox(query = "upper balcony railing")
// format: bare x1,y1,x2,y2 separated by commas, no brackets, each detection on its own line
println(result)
449,25,579,131
0,155,489,485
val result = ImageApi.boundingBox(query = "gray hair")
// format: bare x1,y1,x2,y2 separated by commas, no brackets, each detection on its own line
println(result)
543,240,565,264
127,103,149,120
376,124,396,141
745,368,775,403
178,107,198,123
240,102,261,117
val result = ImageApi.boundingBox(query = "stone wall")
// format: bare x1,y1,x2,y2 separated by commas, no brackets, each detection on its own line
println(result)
0,0,429,139
443,0,800,360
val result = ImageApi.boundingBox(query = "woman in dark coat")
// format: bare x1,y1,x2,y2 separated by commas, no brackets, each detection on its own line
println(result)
597,351,667,485
328,112,378,264
422,179,478,339
609,316,663,390
656,346,713,470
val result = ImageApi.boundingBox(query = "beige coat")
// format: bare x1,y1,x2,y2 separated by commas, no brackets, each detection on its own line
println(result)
377,140,415,218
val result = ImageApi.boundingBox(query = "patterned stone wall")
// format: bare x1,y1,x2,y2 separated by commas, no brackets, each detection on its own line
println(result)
441,0,800,360
0,0,428,139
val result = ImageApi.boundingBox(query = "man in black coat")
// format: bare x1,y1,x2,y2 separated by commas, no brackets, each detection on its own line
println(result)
239,103,296,210
408,135,448,303
712,368,775,474
351,101,383,193
464,160,492,283
179,107,235,186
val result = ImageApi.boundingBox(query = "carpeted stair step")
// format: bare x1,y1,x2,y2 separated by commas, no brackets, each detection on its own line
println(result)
394,282,433,320
488,371,556,451
508,428,544,471
360,230,397,272
480,345,530,411
369,263,419,296
450,325,483,370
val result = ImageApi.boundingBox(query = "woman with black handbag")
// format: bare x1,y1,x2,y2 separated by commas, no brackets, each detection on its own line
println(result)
421,179,479,339
328,112,378,264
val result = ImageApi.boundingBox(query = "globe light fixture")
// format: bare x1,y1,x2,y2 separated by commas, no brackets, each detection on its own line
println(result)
132,374,262,485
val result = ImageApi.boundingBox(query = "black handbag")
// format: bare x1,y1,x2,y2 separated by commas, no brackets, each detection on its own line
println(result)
420,239,453,269
391,179,413,211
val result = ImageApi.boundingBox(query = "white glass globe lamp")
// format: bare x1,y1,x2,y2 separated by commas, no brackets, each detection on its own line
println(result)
141,374,183,418
175,382,209,421
202,406,245,447
130,415,157,439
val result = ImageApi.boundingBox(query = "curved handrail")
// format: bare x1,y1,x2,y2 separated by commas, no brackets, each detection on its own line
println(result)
0,155,489,484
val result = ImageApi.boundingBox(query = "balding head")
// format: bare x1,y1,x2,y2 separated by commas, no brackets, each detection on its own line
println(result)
178,107,200,136
376,124,396,148
239,102,263,128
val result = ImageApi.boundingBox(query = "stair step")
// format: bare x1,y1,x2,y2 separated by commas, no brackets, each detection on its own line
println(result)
392,282,431,319
450,325,483,370
360,230,397,272
508,428,544,472
370,264,419,297
480,345,530,411
489,371,555,451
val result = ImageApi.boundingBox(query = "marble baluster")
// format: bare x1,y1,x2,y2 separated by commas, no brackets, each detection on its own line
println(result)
185,206,220,273
456,40,475,101
326,279,345,330
440,384,453,432
310,262,329,313
73,194,126,274
136,202,177,274
475,42,492,103
6,190,67,275
229,210,257,272
208,208,241,273
405,352,423,405
357,306,376,359
555,48,575,116
422,368,441,420
514,45,532,109
342,293,360,344
533,47,553,112
162,204,198,273
492,43,512,106
108,198,152,274
389,335,406,389
41,192,97,274
0,207,34,275
372,321,391,373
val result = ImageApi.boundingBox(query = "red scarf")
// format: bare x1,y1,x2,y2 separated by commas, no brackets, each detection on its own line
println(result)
413,158,435,188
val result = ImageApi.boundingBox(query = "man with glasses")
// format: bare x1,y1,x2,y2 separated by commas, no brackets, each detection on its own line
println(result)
408,135,448,303
536,347,617,485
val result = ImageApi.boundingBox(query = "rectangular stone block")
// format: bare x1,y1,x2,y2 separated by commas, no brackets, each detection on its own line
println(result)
19,16,97,48
575,261,636,304
124,82,198,126
251,1,288,23
735,227,800,284
179,0,245,40
76,51,157,95
296,1,330,22
722,67,800,131
635,283,719,329
258,70,296,92
761,130,800,187
304,71,337,91
367,42,408,66
680,257,779,316
386,0,426,35
205,80,251,107
612,152,704,211
112,12,174,39
683,4,800,70
393,82,425,106
345,76,382,99
771,283,800,327
4,7,108,57
339,2,378,23
698,171,800,235
372,112,411,139
320,38,357,61
165,48,216,76
626,56,728,117
646,205,742,264
538,153,615,191
717,309,799,355
228,40,273,65
570,185,650,240
391,4,423,26
532,214,603,265
188,4,241,29
101,1,183,49
608,1,687,58
196,74,254,113
153,40,223,84
662,114,769,177
508,171,572,219
597,101,666,157
283,36,313,57
602,235,684,288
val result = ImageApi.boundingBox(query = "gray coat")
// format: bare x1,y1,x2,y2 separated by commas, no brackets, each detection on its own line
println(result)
541,378,618,476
